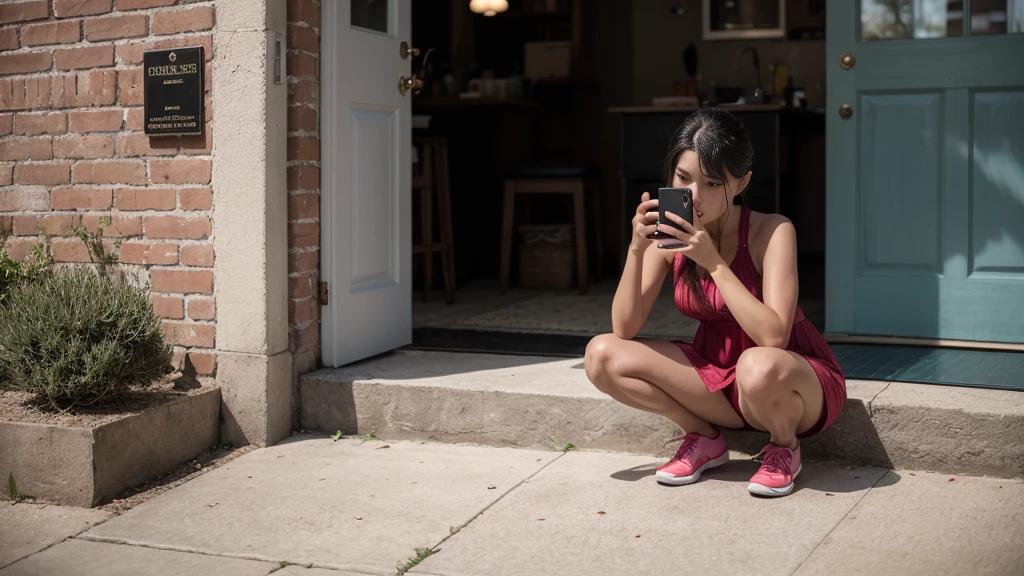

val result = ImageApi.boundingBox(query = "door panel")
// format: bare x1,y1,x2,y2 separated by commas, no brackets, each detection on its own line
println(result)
322,0,412,366
827,0,1024,344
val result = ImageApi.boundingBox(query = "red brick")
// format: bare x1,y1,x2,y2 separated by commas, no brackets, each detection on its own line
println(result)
4,238,39,261
287,106,318,133
144,215,210,240
180,125,211,154
14,162,71,185
119,241,177,264
80,214,141,236
152,5,213,35
115,0,175,10
186,296,215,320
290,297,317,326
152,294,184,319
288,137,320,162
117,132,177,156
298,321,318,351
0,1,49,24
72,160,146,184
289,273,313,299
179,186,211,210
0,28,19,51
288,249,318,274
150,158,211,185
76,69,117,106
288,81,318,107
50,237,92,262
187,351,216,375
55,45,114,70
0,136,51,161
288,193,319,220
39,214,78,235
54,0,112,18
14,112,67,135
12,214,38,235
68,108,123,132
180,243,213,267
287,24,319,54
114,188,175,210
160,320,214,347
0,51,53,75
0,186,50,211
287,51,317,79
23,20,81,46
54,134,115,158
84,14,148,41
150,268,212,294
0,163,12,185
288,0,321,29
0,114,11,135
288,222,319,248
117,67,143,105
116,34,213,65
125,107,144,130
51,186,112,209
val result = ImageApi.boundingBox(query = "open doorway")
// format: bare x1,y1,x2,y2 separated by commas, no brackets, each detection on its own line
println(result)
406,0,828,350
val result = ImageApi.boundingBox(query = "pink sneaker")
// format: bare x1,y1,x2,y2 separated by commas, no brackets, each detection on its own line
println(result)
748,442,802,497
655,429,729,486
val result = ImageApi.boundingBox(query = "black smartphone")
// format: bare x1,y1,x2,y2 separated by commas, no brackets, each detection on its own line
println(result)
646,187,693,245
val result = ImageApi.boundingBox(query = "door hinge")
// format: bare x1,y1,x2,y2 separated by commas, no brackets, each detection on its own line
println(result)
319,282,329,306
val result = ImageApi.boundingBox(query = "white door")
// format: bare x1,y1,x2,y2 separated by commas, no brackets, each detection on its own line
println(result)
321,0,412,367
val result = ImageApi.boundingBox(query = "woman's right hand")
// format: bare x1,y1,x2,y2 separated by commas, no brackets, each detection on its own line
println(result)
629,191,659,255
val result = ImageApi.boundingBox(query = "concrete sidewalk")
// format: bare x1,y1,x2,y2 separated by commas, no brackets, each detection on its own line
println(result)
2,435,1023,576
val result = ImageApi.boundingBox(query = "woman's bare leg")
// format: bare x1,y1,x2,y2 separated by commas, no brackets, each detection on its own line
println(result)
584,334,745,436
733,347,825,448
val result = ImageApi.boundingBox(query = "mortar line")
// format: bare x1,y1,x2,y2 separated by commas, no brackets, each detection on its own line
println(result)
789,469,892,576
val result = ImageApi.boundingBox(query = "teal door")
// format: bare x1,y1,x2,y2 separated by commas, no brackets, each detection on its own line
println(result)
827,1,1024,344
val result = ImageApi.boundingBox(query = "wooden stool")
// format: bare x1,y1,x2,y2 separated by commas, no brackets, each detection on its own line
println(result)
500,168,600,295
413,137,456,304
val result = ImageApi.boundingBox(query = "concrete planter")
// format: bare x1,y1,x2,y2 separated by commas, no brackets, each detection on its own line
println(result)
0,387,221,508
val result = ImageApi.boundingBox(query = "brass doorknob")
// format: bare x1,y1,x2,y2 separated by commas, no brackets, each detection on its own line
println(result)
839,104,853,119
399,74,423,96
840,53,855,70
400,41,420,59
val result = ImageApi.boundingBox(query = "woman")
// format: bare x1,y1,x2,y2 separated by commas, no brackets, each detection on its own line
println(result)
584,108,846,497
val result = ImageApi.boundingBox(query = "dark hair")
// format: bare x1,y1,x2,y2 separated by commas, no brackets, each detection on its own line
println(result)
665,108,754,310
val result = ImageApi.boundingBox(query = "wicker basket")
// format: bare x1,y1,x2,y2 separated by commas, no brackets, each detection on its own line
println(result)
518,224,575,290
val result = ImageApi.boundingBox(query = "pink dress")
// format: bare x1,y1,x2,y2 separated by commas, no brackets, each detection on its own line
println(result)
672,207,847,437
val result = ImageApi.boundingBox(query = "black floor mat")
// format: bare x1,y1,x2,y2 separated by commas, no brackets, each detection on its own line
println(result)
408,328,1024,392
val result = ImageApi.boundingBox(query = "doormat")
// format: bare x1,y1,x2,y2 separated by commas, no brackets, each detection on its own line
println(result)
408,328,1024,392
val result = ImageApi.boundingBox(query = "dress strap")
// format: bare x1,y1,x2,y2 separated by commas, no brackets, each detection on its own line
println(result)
738,206,751,247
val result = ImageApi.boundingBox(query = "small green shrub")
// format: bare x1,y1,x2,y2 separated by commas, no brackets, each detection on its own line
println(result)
0,268,173,410
0,240,53,305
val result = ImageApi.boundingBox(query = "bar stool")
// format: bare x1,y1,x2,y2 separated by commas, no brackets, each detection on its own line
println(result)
500,167,602,295
413,137,456,304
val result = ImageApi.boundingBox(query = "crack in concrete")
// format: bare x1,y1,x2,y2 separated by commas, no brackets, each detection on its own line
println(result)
867,381,892,417
789,469,891,576
0,514,113,572
74,533,311,571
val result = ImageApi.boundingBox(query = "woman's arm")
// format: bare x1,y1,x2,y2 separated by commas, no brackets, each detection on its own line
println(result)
611,243,671,340
708,217,798,348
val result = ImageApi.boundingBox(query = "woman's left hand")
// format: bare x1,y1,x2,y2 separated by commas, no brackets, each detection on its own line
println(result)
656,211,725,270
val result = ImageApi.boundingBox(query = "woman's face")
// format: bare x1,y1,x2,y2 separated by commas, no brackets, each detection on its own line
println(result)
670,150,749,224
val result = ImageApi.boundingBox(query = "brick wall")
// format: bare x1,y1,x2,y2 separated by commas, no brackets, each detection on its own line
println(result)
0,0,216,376
286,0,320,375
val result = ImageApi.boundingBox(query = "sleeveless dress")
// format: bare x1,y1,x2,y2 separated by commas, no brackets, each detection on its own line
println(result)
672,207,847,438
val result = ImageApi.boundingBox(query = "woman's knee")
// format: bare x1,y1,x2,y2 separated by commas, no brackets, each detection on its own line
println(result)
584,333,623,389
735,347,789,401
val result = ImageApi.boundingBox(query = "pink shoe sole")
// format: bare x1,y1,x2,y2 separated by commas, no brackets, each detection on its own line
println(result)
655,451,730,486
747,463,802,497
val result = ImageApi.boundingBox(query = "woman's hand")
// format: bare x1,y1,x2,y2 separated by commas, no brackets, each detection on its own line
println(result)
629,192,660,255
656,210,725,270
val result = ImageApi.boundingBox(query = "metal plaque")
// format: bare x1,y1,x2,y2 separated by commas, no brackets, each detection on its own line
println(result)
143,46,204,136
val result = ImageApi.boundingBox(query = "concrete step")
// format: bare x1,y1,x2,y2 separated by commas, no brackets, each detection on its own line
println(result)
299,350,1024,479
